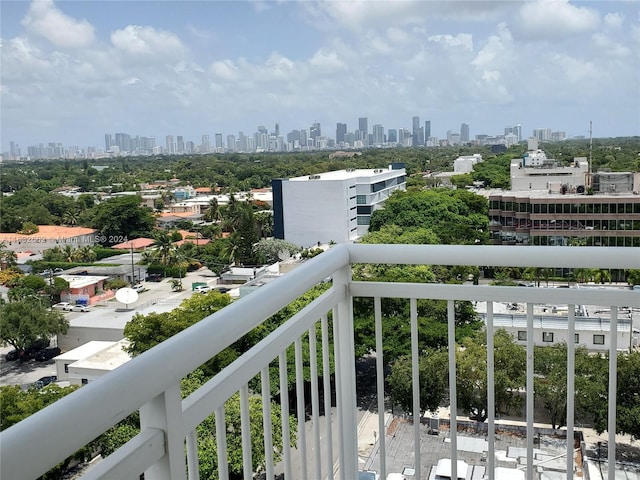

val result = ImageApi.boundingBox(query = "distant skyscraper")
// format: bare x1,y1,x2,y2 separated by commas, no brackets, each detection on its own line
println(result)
372,124,385,145
310,122,321,140
177,136,184,153
336,123,347,144
115,133,131,153
227,134,236,152
504,125,522,143
388,129,398,144
215,133,223,150
165,135,175,154
460,123,470,143
412,116,423,146
359,117,368,135
425,121,431,140
105,134,112,151
274,123,280,137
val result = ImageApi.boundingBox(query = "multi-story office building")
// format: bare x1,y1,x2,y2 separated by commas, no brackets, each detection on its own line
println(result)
272,164,406,246
358,117,368,135
310,123,321,141
424,120,431,140
372,124,385,145
336,123,347,144
177,136,184,154
460,123,470,143
412,116,424,146
215,133,223,151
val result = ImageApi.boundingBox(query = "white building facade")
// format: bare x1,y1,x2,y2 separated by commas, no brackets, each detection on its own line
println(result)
272,164,406,246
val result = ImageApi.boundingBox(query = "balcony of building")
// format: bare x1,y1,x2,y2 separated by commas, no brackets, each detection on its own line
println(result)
1,244,638,480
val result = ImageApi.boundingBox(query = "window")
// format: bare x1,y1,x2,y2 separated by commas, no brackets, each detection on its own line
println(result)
517,331,527,341
575,334,580,344
357,206,372,215
356,195,367,204
64,363,69,373
81,378,88,385
542,332,554,343
593,334,605,345
357,216,370,225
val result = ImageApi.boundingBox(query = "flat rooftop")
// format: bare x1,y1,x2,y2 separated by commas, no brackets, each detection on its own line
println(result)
289,168,399,182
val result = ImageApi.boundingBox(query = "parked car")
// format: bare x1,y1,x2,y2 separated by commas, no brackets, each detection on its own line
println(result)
214,286,231,294
5,350,19,361
5,338,51,361
33,375,57,389
145,273,162,282
132,284,145,293
66,304,91,312
52,302,71,310
34,347,61,362
194,285,211,293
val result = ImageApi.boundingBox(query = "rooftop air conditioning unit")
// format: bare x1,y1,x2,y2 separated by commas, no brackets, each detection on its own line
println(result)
374,169,383,173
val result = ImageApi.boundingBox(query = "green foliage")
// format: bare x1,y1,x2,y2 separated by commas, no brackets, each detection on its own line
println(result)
470,154,512,188
17,221,39,234
104,279,128,290
456,330,525,422
388,350,448,415
253,238,301,264
123,292,232,356
0,297,69,352
90,196,155,242
368,188,488,245
626,269,640,286
0,384,92,479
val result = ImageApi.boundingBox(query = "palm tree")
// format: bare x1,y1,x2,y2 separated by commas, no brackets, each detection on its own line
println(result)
153,231,175,266
0,242,17,269
62,211,78,226
62,245,74,263
203,198,222,223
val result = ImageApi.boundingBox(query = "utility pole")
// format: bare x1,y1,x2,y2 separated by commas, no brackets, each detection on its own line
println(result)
130,245,135,285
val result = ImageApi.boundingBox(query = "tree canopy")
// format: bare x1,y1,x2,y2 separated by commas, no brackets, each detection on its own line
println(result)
0,297,68,353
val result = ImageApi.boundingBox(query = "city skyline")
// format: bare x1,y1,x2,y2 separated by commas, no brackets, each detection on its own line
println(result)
1,0,639,152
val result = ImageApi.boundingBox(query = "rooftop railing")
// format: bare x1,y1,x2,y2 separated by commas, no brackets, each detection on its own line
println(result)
1,245,638,480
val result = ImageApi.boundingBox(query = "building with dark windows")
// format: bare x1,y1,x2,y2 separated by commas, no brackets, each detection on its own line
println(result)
272,165,406,246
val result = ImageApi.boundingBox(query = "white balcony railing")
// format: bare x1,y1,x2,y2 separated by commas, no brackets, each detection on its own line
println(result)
1,245,638,480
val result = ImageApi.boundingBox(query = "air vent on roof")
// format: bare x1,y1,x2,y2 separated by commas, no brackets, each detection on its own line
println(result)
308,175,321,180
373,169,383,173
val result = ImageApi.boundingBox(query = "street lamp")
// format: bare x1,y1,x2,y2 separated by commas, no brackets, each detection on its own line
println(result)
130,244,135,285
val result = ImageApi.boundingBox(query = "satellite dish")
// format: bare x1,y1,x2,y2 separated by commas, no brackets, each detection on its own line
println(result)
115,288,139,305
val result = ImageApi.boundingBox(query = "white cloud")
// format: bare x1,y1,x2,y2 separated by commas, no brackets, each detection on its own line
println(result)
592,33,630,57
516,0,600,39
210,60,240,81
309,49,346,71
603,12,624,29
427,34,473,51
21,0,95,48
111,25,186,58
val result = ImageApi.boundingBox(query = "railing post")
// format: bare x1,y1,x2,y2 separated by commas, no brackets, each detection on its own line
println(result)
140,383,187,480
333,264,358,480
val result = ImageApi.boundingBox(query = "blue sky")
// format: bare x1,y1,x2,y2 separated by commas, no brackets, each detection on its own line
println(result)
1,0,639,152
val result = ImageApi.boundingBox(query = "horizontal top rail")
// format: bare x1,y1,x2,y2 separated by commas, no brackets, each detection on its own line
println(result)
346,244,640,270
350,282,640,307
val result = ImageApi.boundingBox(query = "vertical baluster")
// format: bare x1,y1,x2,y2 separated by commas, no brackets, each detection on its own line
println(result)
295,337,308,479
186,430,200,480
215,406,229,480
566,304,575,479
447,300,457,480
374,297,386,479
240,385,252,480
334,265,357,480
410,298,421,480
309,325,322,480
486,302,495,480
608,307,618,480
332,306,344,479
261,366,274,480
139,383,186,480
526,303,534,480
322,314,335,480
279,350,292,480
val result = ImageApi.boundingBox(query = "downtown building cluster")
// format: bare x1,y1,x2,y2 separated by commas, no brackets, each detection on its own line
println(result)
5,117,571,161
